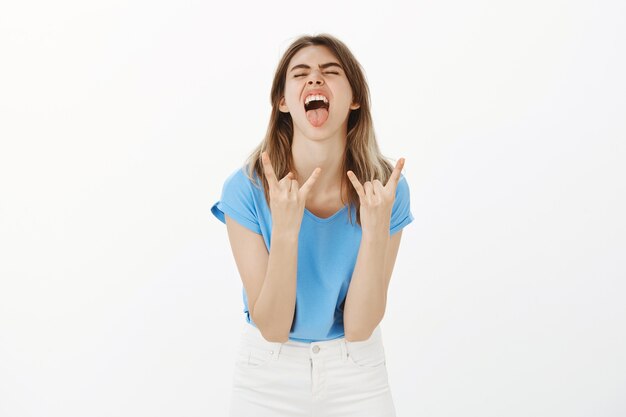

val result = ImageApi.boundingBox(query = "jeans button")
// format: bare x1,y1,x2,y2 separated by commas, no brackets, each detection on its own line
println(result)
312,345,320,353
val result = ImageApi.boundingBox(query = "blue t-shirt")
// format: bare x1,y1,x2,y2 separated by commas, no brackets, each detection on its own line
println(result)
211,165,414,342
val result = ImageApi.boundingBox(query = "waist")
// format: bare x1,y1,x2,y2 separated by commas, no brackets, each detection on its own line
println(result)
239,321,383,362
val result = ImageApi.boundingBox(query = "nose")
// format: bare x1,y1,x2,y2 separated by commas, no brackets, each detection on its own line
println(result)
307,71,325,86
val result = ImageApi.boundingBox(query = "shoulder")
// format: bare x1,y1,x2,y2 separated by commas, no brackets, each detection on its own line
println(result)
223,164,262,192
212,164,265,233
390,173,412,215
395,173,410,196
224,164,252,185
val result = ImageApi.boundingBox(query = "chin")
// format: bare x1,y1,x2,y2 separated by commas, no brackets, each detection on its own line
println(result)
306,125,339,140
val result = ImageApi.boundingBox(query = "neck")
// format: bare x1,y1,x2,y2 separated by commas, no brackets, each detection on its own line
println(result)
291,126,348,200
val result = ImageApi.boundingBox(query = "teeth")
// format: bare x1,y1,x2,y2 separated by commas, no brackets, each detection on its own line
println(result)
304,94,329,105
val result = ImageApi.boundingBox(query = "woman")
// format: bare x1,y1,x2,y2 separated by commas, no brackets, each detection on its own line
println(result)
211,33,414,417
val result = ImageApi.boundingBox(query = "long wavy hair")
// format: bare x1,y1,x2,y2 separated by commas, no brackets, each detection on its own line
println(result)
243,33,396,227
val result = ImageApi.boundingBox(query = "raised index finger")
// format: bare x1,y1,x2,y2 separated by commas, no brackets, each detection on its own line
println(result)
385,158,405,189
261,151,279,187
299,167,322,196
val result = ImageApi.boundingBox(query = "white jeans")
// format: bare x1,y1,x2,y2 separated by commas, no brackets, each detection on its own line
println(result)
228,321,396,417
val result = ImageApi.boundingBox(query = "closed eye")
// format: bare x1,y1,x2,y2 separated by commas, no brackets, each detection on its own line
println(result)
294,72,340,77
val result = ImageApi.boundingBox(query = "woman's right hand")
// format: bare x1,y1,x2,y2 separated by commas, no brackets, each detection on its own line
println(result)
261,151,321,234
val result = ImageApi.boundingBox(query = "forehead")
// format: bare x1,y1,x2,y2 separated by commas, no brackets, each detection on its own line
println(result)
288,45,340,68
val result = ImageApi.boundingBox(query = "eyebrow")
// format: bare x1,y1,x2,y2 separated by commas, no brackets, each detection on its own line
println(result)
289,62,343,72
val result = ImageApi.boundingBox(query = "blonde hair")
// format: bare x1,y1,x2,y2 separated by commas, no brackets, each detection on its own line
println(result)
243,33,395,227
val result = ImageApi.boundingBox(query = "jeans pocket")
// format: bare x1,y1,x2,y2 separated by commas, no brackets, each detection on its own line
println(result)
346,343,386,368
239,345,275,369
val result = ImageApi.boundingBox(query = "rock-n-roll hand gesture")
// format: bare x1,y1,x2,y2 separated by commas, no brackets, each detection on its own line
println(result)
261,151,321,234
347,158,406,237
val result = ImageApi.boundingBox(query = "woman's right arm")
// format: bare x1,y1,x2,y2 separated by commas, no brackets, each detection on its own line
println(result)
225,151,320,342
226,214,298,342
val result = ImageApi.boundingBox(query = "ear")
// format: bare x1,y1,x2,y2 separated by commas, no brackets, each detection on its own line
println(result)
350,102,361,110
278,96,290,113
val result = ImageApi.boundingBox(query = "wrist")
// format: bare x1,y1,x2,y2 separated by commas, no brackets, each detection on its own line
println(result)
271,227,300,242
361,226,390,243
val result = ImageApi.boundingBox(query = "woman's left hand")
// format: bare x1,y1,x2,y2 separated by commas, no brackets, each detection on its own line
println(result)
347,158,405,237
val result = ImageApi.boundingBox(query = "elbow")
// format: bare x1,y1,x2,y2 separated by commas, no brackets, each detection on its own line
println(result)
257,319,289,342
344,313,384,342
344,327,373,342
260,328,289,343
251,310,290,343
344,320,377,342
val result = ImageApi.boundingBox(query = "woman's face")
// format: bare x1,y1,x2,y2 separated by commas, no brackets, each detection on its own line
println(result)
279,45,360,139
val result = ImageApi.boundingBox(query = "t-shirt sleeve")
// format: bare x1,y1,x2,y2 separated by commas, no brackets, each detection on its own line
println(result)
210,167,262,235
389,174,414,236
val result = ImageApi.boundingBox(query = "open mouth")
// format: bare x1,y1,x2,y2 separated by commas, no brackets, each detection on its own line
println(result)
304,95,330,127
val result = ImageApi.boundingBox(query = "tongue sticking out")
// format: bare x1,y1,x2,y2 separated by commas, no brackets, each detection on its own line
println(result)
306,108,329,127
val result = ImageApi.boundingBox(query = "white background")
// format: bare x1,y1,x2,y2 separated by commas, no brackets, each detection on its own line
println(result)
1,0,625,416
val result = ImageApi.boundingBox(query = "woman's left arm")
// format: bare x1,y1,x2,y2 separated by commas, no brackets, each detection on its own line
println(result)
343,229,403,342
343,159,406,342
